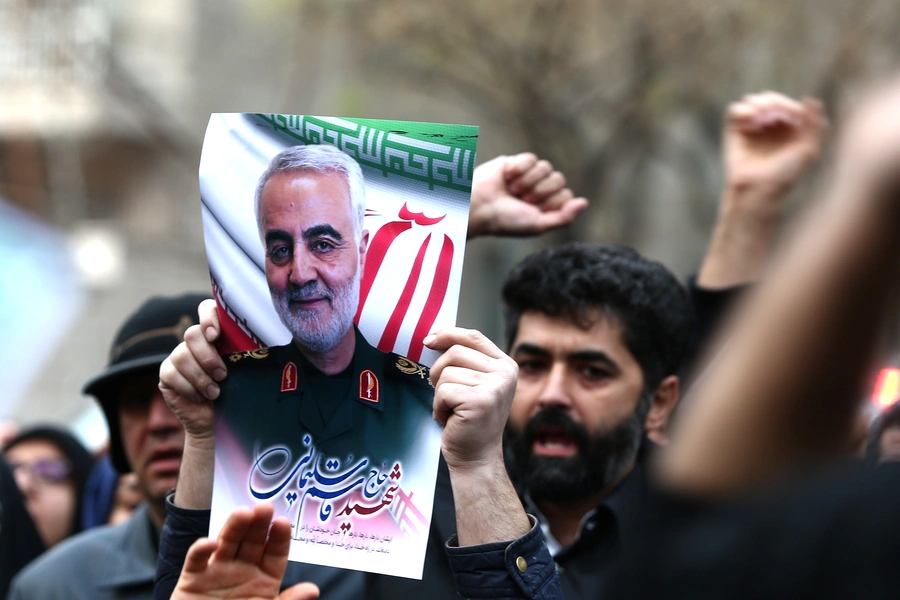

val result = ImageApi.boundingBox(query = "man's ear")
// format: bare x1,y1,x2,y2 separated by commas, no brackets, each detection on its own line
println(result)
358,229,370,268
644,375,680,446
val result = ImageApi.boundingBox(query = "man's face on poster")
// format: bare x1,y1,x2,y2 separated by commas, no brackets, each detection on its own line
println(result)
259,169,368,353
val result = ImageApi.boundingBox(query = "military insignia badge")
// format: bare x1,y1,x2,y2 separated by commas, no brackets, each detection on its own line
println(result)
396,356,428,379
359,369,379,403
281,361,298,392
228,348,269,363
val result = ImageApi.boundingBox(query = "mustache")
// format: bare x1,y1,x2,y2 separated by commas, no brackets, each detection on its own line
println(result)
523,408,589,452
282,280,333,303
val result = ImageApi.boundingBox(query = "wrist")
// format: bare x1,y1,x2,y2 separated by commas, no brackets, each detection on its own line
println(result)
173,439,216,510
445,447,508,483
466,205,489,239
184,431,216,453
721,182,788,222
697,186,784,289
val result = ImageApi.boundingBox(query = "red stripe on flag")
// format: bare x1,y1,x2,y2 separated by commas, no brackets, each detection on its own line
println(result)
214,295,263,354
378,234,431,352
407,234,453,362
355,221,412,323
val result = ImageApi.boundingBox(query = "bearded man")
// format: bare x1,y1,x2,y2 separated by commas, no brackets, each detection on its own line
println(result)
499,243,693,597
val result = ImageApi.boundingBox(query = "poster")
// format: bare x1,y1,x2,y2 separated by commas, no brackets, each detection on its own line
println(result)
199,113,476,579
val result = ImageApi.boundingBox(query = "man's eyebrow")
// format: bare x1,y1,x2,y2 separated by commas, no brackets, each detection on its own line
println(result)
568,350,619,369
265,230,293,247
512,343,619,369
302,224,344,242
512,343,551,358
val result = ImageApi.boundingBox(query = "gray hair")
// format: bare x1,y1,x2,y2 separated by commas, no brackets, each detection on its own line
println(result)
254,144,366,241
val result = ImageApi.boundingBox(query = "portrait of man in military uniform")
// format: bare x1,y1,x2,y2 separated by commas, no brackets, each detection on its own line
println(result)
200,117,476,579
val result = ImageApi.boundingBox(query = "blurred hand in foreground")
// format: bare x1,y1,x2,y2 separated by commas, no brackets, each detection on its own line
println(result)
171,502,319,600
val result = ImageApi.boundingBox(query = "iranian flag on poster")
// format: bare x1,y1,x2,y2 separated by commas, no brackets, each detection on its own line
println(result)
198,113,476,579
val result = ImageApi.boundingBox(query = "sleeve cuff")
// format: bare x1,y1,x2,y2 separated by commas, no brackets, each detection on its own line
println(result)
445,515,561,600
163,491,212,530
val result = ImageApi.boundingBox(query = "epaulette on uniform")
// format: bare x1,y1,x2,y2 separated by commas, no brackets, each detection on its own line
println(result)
393,355,433,388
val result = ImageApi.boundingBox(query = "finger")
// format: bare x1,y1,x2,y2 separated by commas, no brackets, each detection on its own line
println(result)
740,91,805,116
198,299,221,343
522,181,572,211
433,380,496,421
532,197,588,231
182,537,218,574
431,364,492,390
184,324,228,382
277,582,321,600
521,172,568,206
727,101,756,123
260,516,293,578
500,152,537,182
738,106,798,132
753,91,805,109
730,93,806,131
234,503,276,566
167,341,221,401
423,327,505,359
507,159,553,195
211,506,255,563
801,97,829,130
159,355,216,404
430,344,503,385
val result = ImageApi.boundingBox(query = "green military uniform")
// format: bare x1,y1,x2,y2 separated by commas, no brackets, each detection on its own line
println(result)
213,326,439,541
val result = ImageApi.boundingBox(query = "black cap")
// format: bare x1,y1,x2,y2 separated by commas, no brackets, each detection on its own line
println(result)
82,293,209,473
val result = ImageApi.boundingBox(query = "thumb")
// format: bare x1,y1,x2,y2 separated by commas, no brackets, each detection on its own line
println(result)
199,298,222,343
534,198,588,231
277,582,320,600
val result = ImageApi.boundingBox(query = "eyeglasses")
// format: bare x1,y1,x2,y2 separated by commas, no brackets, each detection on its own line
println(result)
9,459,73,485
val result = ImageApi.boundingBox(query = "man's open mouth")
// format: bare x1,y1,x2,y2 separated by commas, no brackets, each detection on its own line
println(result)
532,426,579,457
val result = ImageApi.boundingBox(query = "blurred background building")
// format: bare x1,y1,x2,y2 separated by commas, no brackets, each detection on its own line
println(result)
2,0,900,446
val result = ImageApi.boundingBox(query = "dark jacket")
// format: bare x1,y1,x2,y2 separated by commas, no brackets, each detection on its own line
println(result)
9,503,157,600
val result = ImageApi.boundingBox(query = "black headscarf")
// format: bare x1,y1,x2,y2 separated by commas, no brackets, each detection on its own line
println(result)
3,425,96,541
0,455,44,597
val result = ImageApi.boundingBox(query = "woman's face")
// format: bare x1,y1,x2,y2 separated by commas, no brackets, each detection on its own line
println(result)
6,439,76,548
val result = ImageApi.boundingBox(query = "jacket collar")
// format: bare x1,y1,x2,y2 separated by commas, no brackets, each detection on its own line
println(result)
275,326,387,413
273,327,388,444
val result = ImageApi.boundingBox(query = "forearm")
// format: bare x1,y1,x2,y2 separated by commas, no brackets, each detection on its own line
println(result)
696,184,787,289
665,180,900,496
448,451,531,547
173,435,215,510
155,493,212,600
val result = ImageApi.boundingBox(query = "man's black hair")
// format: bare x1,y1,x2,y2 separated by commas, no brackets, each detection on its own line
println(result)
502,242,694,394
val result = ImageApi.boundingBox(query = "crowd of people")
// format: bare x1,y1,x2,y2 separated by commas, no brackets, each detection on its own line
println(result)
4,78,900,600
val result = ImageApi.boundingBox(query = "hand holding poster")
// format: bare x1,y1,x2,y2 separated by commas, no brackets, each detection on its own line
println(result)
199,114,476,579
